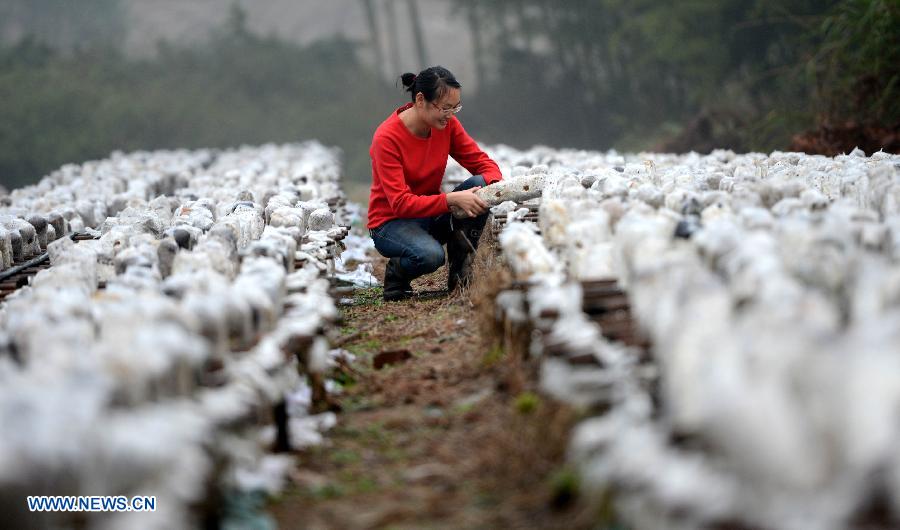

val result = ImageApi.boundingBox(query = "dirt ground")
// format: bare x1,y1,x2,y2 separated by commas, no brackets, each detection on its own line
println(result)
267,243,599,529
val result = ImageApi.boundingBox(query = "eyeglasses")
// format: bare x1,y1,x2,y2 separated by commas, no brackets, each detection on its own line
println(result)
431,102,462,116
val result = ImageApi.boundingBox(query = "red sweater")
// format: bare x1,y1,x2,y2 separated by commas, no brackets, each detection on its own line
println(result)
367,103,502,229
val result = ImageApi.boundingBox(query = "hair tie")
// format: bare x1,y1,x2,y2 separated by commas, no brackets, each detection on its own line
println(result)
411,74,417,83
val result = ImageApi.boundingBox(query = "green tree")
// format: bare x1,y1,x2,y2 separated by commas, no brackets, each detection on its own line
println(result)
451,0,866,153
809,0,900,125
0,15,394,189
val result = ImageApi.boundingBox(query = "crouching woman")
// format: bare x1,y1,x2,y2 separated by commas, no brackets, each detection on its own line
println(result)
367,66,502,301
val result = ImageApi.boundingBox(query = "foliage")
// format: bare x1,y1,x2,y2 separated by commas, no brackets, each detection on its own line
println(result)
353,287,385,307
452,0,899,153
0,8,393,190
482,343,505,367
808,0,900,125
513,391,540,414
548,466,580,508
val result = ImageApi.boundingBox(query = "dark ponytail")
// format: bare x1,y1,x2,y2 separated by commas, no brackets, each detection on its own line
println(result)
400,72,417,89
399,66,461,103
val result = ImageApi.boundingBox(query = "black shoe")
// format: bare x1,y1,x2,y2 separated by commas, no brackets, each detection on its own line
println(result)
447,228,479,292
383,258,414,301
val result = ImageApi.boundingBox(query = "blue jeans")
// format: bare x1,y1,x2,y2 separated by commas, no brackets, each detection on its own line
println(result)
369,175,488,279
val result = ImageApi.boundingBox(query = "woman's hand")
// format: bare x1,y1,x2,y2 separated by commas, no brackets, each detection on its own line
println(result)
446,187,489,218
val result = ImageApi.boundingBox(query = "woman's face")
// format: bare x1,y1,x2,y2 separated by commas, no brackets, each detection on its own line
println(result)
417,87,461,130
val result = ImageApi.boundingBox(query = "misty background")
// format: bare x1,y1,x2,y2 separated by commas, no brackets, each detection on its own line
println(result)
0,0,897,196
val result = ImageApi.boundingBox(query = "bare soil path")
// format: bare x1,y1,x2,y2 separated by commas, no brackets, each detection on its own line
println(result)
267,254,596,529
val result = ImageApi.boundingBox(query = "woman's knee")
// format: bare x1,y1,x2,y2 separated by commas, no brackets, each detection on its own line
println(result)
455,174,487,191
423,245,446,272
410,244,445,274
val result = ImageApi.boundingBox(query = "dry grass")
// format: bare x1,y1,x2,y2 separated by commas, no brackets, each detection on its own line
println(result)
468,230,512,345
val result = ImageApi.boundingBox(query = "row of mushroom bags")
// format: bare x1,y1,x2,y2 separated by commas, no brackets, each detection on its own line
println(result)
485,145,900,530
0,142,352,529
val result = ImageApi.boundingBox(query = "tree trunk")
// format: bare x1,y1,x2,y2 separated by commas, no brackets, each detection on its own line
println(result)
385,0,403,76
404,0,428,67
360,0,386,82
466,2,487,85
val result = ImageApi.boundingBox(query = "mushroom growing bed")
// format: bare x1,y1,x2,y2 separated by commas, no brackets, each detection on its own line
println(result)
482,145,900,530
0,142,360,529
